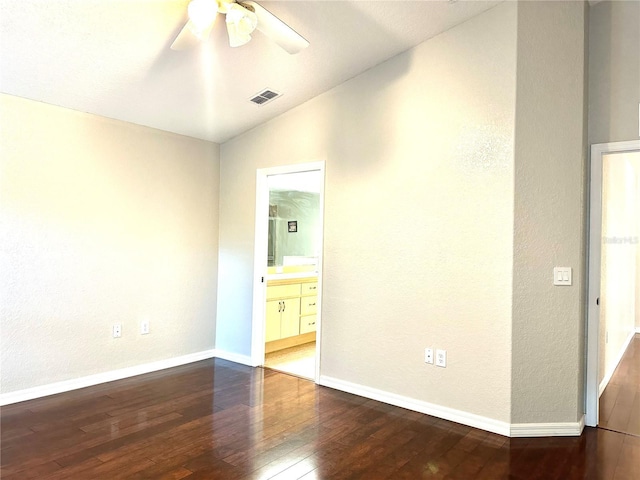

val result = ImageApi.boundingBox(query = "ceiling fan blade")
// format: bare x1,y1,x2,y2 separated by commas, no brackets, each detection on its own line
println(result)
171,21,198,51
170,20,214,51
242,1,309,54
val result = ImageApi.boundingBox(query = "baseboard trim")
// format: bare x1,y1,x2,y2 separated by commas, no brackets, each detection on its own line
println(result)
636,327,640,334
510,415,585,437
599,330,636,397
318,375,511,437
213,349,254,366
0,349,216,406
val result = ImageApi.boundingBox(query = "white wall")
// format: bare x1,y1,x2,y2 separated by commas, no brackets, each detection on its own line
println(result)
588,0,640,145
217,2,517,423
599,152,639,386
510,1,588,424
0,95,220,394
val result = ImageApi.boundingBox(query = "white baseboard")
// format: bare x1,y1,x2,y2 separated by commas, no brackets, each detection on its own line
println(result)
599,330,636,397
319,375,511,437
1,352,590,439
510,415,585,437
636,327,640,334
213,349,254,366
0,349,216,406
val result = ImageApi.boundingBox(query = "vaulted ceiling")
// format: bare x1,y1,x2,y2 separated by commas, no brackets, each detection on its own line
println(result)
0,0,501,143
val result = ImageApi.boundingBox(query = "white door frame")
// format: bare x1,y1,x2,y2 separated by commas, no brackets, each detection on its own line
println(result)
250,161,325,382
585,139,640,427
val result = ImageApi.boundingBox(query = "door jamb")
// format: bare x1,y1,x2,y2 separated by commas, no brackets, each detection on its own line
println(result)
585,139,640,427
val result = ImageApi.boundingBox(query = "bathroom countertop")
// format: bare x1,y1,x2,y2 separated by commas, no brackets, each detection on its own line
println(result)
266,272,318,281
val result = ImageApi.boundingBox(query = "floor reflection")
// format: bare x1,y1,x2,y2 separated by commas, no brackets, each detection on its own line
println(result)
2,357,638,479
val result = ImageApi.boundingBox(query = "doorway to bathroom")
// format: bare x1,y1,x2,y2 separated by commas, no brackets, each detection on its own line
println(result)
250,162,324,381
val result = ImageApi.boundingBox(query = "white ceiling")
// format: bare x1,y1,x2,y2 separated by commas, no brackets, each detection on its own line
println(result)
0,0,501,144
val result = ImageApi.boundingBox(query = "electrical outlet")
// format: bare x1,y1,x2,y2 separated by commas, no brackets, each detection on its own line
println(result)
425,348,434,364
436,349,446,367
112,323,122,338
141,320,150,335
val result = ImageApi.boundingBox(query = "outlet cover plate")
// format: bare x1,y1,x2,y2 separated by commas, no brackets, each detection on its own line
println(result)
436,349,446,367
425,348,434,364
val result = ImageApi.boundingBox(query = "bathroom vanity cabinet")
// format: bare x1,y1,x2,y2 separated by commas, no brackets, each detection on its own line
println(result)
265,277,317,353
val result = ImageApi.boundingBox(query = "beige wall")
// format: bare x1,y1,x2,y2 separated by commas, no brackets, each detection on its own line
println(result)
218,0,592,429
599,152,640,386
0,95,220,394
511,1,587,424
588,0,640,145
217,2,517,423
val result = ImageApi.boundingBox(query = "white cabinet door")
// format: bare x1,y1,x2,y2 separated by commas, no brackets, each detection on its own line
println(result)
280,298,301,339
265,300,282,342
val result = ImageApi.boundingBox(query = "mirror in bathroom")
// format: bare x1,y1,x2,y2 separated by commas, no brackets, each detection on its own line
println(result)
267,171,322,272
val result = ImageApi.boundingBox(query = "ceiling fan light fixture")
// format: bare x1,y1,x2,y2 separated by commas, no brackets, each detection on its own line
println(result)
225,3,258,47
187,0,218,33
171,0,307,54
226,24,251,47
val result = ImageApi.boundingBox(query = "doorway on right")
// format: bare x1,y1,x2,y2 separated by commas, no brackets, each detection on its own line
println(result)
597,150,640,436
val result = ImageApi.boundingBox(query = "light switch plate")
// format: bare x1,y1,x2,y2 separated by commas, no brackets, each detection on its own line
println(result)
553,267,572,286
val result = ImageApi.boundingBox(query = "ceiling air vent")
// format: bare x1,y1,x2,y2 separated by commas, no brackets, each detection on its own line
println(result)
250,89,281,106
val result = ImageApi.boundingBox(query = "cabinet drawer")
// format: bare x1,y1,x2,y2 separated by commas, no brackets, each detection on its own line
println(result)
300,315,317,334
300,297,317,315
301,282,318,296
267,284,301,300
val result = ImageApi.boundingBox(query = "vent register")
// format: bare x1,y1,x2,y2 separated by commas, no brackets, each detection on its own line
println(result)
250,89,281,105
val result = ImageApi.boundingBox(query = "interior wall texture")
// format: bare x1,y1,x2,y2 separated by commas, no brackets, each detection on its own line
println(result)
511,1,587,424
0,94,220,394
218,2,517,423
599,152,640,385
588,0,640,145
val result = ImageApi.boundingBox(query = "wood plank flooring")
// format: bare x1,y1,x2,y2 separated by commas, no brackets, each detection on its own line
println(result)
599,334,640,436
2,358,639,479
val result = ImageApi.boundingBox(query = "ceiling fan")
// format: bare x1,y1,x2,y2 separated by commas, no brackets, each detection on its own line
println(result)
171,0,309,54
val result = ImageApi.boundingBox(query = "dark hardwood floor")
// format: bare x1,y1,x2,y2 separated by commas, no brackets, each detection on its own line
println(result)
599,334,640,436
2,358,639,479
